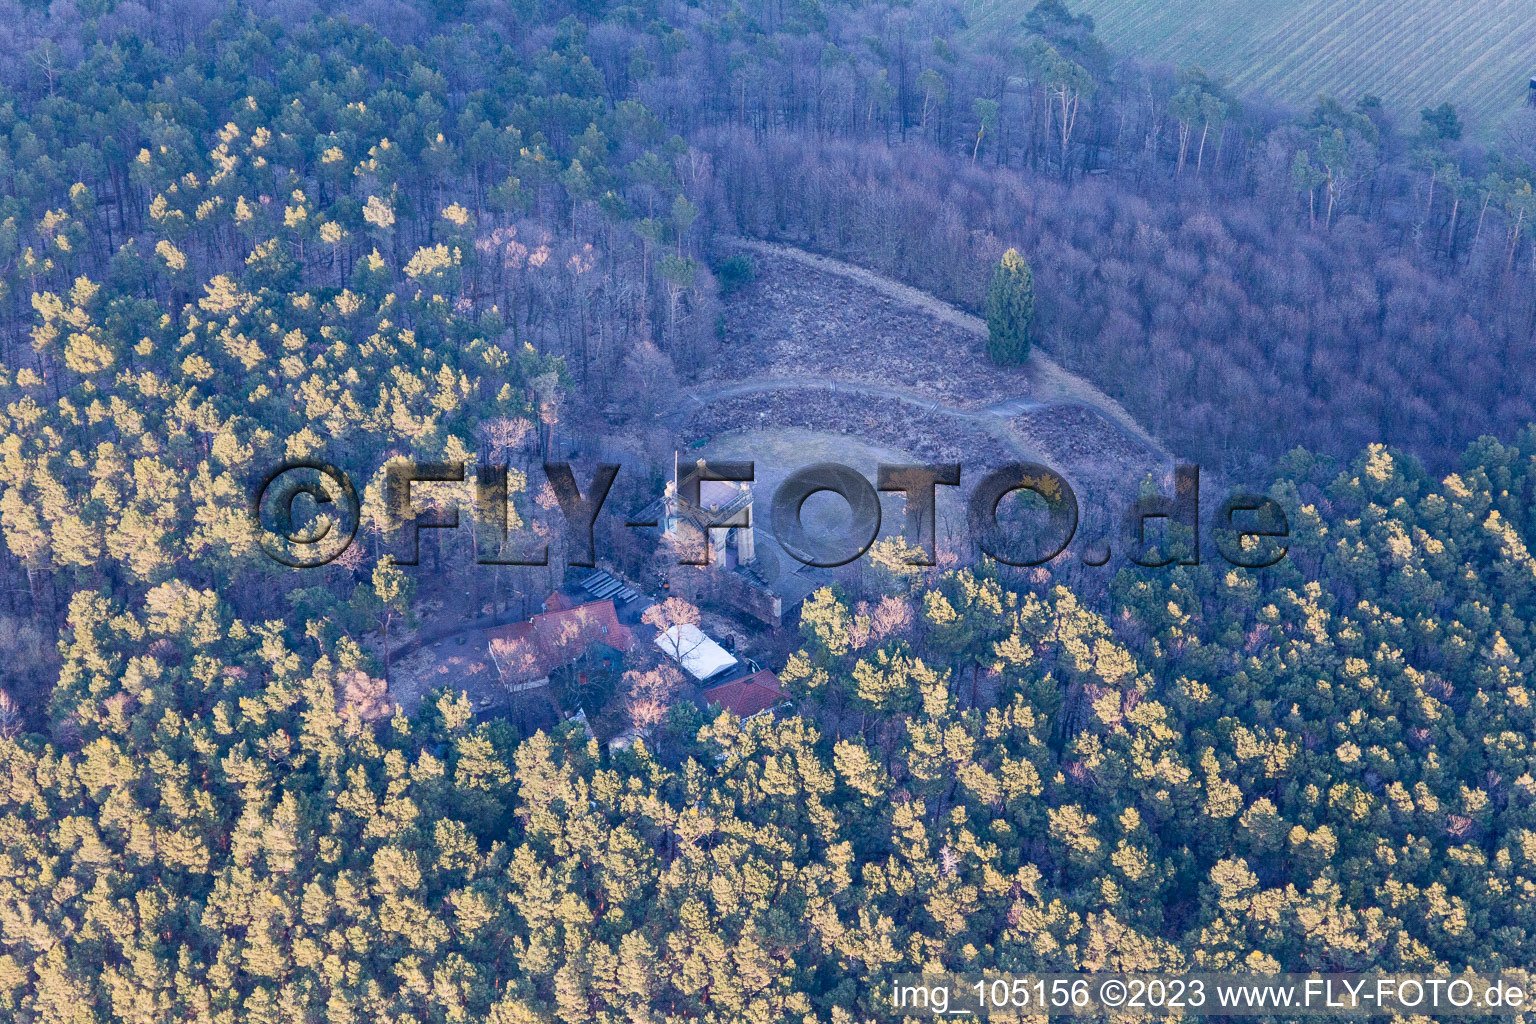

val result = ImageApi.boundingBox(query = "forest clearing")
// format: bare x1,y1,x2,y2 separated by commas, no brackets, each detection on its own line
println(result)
698,240,1168,501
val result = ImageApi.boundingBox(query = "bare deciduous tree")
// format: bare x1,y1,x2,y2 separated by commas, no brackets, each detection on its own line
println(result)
0,690,20,740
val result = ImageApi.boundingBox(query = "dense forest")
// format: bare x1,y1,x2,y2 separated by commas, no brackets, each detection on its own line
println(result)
9,439,1536,1021
2,0,1536,1018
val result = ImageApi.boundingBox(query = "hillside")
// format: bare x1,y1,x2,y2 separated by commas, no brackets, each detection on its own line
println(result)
965,0,1536,129
8,0,1536,1016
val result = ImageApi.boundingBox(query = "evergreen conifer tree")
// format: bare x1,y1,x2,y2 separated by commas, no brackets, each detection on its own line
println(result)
985,248,1035,365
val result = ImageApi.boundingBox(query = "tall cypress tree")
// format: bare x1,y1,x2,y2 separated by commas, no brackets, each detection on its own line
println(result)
985,247,1035,365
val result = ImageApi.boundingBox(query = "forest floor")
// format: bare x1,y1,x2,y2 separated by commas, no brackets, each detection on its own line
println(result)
389,630,501,715
688,240,1168,500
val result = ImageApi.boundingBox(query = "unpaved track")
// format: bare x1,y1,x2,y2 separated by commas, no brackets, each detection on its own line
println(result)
669,374,1044,462
672,376,1042,427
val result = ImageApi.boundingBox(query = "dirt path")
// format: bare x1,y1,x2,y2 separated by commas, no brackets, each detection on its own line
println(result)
673,375,1041,428
725,238,1167,460
671,375,1047,470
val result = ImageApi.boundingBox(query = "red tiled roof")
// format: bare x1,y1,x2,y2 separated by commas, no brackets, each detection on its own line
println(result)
486,600,634,685
702,669,788,719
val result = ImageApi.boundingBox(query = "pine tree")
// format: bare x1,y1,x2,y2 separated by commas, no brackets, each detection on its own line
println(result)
369,557,412,682
985,248,1034,365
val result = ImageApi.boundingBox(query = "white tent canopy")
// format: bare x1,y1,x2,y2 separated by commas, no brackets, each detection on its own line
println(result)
654,623,737,681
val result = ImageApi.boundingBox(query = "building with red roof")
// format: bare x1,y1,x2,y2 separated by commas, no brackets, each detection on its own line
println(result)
700,669,790,720
486,598,635,691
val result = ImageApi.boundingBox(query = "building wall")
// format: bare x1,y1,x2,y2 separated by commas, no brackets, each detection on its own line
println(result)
713,570,783,627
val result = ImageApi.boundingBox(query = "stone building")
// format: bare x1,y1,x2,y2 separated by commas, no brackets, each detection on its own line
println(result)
632,456,828,627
